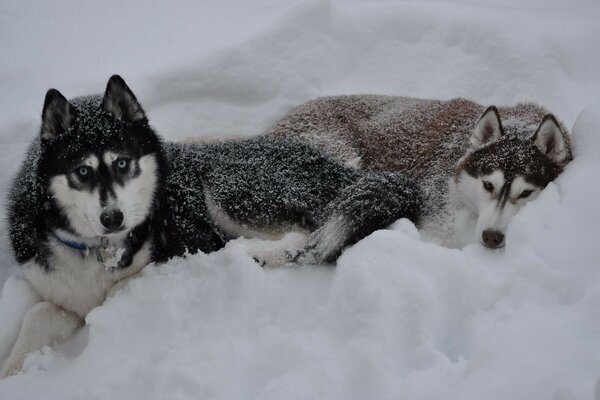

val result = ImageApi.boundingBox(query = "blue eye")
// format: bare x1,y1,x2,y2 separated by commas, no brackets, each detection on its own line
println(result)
116,159,128,170
77,166,90,177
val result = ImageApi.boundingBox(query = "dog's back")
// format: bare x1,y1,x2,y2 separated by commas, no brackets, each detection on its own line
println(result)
271,95,549,180
269,95,566,245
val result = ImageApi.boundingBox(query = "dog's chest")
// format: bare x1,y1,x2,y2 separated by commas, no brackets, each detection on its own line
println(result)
24,243,150,317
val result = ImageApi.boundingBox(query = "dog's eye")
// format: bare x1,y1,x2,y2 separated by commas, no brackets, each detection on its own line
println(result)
482,181,494,193
115,159,129,171
519,189,534,199
76,166,91,178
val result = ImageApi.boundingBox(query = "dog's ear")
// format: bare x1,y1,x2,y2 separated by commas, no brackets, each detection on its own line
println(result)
41,89,76,140
534,114,569,164
102,75,146,122
471,106,504,148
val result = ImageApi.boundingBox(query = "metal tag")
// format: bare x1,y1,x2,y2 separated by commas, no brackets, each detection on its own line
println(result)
96,246,115,263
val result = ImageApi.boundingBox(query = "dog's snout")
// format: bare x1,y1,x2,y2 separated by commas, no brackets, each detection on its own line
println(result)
100,209,124,231
482,230,505,248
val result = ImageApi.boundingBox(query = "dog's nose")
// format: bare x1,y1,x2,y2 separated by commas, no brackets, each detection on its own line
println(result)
100,209,124,231
482,230,505,248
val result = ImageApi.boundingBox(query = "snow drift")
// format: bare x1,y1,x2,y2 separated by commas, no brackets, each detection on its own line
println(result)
1,0,600,399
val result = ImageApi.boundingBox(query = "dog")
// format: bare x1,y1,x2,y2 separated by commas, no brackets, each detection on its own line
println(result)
0,77,421,377
269,95,572,247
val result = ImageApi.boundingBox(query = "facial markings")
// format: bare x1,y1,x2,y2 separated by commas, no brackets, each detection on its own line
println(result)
480,170,515,211
480,172,538,209
50,174,104,237
67,154,100,190
98,151,140,207
97,161,117,207
497,181,511,209
112,154,159,229
508,176,539,204
480,171,504,198
103,150,140,186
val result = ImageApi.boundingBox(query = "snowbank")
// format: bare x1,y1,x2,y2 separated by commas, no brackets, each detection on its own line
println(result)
1,0,600,399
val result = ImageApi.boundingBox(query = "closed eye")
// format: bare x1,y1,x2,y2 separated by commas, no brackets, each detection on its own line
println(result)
519,189,534,199
482,181,494,193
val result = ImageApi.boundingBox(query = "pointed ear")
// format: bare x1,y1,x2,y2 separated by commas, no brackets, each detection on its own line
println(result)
534,114,569,164
102,75,146,122
41,89,76,140
471,106,504,148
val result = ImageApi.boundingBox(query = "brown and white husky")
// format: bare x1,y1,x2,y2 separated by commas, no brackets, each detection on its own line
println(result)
269,96,572,248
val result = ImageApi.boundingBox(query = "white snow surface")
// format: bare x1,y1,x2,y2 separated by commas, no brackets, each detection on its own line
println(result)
1,0,600,399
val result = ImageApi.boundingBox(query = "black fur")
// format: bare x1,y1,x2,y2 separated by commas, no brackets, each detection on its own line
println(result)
7,76,423,269
8,92,169,269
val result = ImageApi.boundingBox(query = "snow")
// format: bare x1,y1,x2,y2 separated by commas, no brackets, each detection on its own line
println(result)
1,0,600,399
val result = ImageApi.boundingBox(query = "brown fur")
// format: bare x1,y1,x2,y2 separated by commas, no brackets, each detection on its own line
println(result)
269,95,569,180
268,95,571,243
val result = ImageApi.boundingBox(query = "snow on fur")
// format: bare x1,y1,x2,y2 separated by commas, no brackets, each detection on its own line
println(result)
1,0,600,399
269,95,572,245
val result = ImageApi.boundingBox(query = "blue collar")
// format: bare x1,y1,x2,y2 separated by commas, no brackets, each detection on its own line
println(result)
50,231,90,251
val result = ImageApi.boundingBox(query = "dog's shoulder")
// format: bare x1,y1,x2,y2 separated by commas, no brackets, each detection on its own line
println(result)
8,138,45,265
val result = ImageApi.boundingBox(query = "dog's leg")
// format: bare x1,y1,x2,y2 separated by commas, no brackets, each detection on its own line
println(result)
106,272,142,299
0,275,41,370
0,301,82,378
296,171,422,264
248,232,310,267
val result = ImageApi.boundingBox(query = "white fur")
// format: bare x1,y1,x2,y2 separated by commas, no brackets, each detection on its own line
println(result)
102,151,119,165
303,215,349,263
248,232,310,267
24,240,151,318
50,177,104,237
0,241,150,377
0,302,81,378
111,154,158,231
456,171,542,246
49,153,158,237
534,117,569,164
0,276,41,368
509,176,540,200
83,155,99,170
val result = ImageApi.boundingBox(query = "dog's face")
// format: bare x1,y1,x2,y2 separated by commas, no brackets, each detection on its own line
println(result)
456,106,571,248
38,76,165,239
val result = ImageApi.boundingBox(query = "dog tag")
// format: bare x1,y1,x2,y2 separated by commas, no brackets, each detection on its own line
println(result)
96,246,115,264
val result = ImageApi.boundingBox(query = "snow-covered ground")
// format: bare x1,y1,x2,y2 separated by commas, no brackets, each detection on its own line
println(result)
1,0,600,398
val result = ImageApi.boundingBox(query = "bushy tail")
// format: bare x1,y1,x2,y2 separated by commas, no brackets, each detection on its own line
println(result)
296,171,422,263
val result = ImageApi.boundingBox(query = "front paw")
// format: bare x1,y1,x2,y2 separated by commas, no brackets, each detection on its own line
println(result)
251,249,294,268
116,251,133,269
0,355,25,379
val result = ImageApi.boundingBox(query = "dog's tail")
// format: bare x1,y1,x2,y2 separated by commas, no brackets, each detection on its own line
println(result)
297,171,422,263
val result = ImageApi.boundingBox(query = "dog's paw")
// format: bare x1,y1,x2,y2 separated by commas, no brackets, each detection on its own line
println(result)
115,252,133,269
290,248,319,265
0,356,25,379
250,249,293,268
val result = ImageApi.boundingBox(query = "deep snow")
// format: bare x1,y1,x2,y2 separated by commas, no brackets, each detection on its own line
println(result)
1,0,600,399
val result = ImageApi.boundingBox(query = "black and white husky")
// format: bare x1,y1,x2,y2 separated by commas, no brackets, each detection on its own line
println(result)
270,96,573,247
0,76,421,377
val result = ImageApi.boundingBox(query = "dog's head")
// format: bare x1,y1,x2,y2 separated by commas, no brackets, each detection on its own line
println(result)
38,75,167,240
455,106,572,248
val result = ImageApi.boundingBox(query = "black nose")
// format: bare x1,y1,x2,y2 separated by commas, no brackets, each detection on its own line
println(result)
100,209,124,231
482,230,505,248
